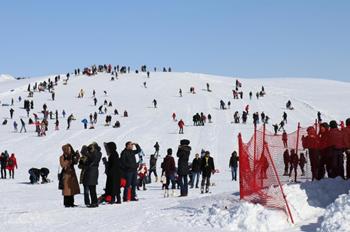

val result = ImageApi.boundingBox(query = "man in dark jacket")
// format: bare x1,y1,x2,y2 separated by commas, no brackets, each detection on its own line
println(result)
176,139,191,196
104,142,122,204
149,154,158,183
0,151,9,179
229,151,238,181
120,141,141,201
83,142,102,207
162,148,176,197
190,153,201,188
200,151,215,193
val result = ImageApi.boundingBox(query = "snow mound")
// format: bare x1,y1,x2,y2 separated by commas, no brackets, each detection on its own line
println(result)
0,74,15,82
318,192,350,232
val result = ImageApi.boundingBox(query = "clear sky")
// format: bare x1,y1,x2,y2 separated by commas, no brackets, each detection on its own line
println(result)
0,0,349,81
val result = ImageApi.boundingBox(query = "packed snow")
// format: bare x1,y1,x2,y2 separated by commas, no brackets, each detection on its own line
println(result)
0,71,350,232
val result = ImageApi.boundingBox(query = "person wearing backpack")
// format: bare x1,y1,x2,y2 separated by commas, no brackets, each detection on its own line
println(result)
7,153,18,179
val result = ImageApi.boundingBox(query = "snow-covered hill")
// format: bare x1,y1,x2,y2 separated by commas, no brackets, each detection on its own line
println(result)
0,71,349,232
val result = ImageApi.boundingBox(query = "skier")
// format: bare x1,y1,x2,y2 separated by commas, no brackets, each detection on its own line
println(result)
200,151,215,194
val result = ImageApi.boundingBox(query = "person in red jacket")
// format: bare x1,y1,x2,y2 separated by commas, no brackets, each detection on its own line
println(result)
172,113,176,121
343,118,350,179
7,153,18,179
282,130,288,148
178,119,185,134
328,120,345,179
302,126,321,180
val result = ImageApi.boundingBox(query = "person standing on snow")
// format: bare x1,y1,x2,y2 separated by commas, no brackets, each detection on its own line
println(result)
120,142,141,201
178,119,185,134
161,148,176,197
190,153,201,188
176,139,191,197
20,118,27,133
200,151,215,193
104,142,122,204
7,153,18,179
154,142,160,156
229,151,238,181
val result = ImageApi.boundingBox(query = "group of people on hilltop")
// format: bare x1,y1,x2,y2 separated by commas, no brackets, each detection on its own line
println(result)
0,151,18,179
302,118,350,181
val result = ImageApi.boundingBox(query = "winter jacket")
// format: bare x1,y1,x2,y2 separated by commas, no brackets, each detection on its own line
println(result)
176,145,191,176
328,128,345,150
6,156,17,171
302,134,320,149
120,144,141,173
191,157,201,172
59,144,80,196
162,155,176,176
283,150,290,164
200,156,215,177
342,126,350,149
83,144,102,186
149,155,157,170
229,155,238,168
104,142,122,196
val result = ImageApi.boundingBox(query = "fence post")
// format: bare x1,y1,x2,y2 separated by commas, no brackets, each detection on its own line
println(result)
265,144,295,224
253,124,257,187
238,133,243,200
295,122,301,154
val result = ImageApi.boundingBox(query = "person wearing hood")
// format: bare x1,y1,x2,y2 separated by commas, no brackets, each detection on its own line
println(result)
104,142,122,204
176,139,191,197
59,144,80,207
82,142,102,207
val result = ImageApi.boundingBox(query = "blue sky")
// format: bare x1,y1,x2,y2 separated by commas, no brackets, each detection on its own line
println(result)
0,0,349,81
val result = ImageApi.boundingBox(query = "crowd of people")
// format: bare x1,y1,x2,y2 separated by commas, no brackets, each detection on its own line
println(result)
57,139,221,207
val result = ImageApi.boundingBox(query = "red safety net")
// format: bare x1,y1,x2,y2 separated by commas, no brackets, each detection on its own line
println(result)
238,122,315,223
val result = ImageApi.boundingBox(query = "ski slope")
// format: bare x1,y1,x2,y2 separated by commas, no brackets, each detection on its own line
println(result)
0,71,349,232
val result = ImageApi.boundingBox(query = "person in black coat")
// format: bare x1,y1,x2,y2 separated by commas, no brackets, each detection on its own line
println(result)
83,142,102,207
120,141,141,201
229,151,238,181
283,149,290,176
190,153,201,188
104,142,122,204
200,151,215,193
176,139,191,196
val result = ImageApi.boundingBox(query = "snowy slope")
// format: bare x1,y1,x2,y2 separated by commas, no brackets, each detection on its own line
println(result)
0,71,349,232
